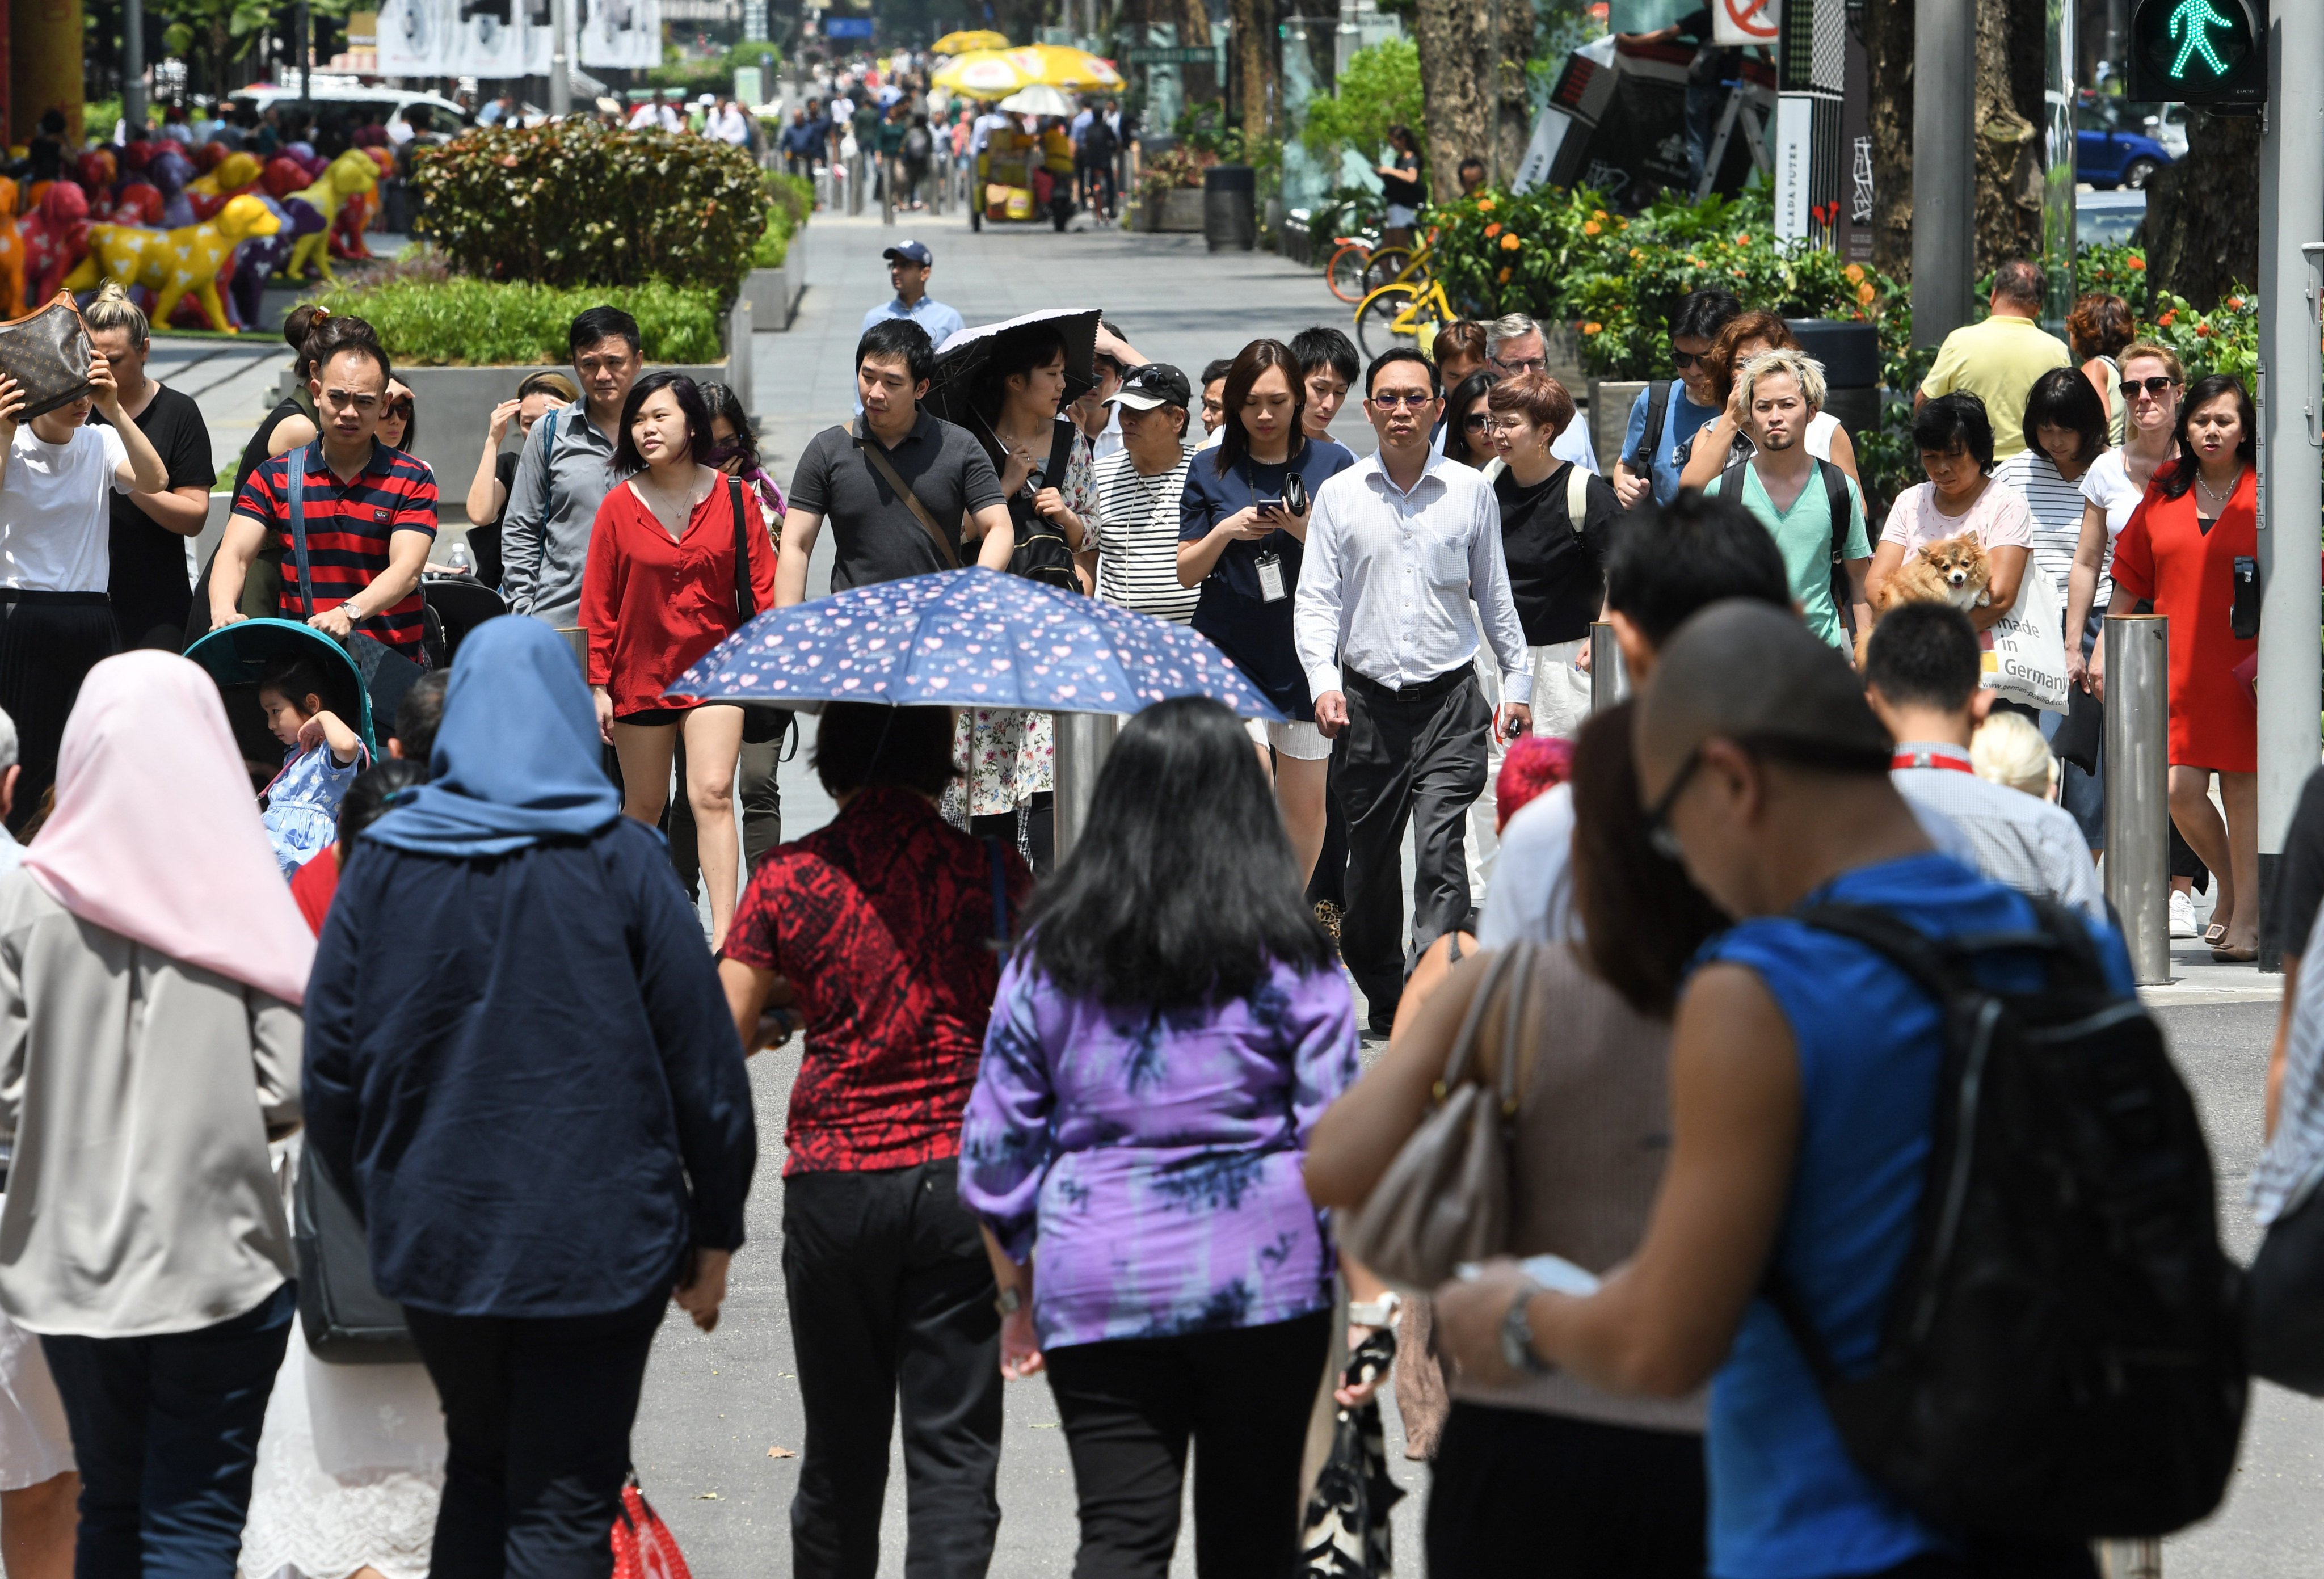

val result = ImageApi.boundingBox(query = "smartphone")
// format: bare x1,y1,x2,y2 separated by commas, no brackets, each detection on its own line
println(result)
1454,1253,1602,1296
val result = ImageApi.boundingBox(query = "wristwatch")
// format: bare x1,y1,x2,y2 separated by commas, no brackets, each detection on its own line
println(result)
1348,1291,1403,1329
1500,1281,1555,1377
994,1285,1024,1317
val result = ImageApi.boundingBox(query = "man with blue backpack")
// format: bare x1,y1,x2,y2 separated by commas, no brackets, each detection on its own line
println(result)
1434,600,2244,1578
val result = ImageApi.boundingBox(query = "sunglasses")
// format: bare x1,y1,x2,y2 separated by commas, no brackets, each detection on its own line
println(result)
1369,390,1436,409
1670,348,1707,370
382,399,413,419
1463,411,1495,430
1644,733,1893,861
2128,376,2182,398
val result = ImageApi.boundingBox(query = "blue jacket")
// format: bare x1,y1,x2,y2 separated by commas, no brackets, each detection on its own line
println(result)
303,819,756,1318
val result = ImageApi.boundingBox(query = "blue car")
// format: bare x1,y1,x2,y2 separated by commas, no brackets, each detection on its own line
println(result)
2077,98,2174,190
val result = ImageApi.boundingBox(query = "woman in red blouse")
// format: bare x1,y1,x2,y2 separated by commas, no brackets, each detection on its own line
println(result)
581,372,777,948
2099,374,2258,959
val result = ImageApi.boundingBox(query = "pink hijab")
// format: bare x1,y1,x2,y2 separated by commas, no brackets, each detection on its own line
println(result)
22,651,316,1005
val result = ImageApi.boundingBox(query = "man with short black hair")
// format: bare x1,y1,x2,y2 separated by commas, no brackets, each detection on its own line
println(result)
1866,601,2104,921
1198,358,1233,439
861,239,965,347
1291,326,1360,445
1456,155,1487,196
500,307,643,627
1296,347,1531,1033
779,319,1014,605
1916,259,2072,459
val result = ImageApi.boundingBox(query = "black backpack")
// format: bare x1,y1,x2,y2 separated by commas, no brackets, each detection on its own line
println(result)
1004,419,1085,593
903,123,933,162
1775,902,2246,1542
1722,451,1856,627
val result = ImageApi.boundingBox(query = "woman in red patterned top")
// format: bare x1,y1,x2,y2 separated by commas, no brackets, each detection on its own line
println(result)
580,372,777,948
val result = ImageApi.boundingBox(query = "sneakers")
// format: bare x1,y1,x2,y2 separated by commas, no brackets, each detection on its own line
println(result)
2169,889,2199,939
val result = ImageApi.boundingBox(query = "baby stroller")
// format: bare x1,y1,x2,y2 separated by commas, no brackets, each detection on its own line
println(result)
422,576,510,666
184,619,391,778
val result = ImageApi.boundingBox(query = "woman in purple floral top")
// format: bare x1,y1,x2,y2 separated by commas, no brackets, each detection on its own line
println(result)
959,697,1358,1574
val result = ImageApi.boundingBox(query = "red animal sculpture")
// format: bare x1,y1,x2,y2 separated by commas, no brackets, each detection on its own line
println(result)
262,157,309,200
95,180,162,227
0,180,24,321
19,182,90,304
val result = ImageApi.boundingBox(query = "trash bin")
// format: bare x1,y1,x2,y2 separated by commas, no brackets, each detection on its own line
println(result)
1204,165,1256,253
1786,318,1881,442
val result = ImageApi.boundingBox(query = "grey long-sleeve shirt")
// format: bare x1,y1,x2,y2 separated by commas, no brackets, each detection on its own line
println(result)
498,403,618,628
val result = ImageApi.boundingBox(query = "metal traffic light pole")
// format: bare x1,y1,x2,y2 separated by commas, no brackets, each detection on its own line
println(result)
2256,0,2323,967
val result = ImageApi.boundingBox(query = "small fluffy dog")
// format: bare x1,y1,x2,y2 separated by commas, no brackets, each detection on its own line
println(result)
1859,533,1993,664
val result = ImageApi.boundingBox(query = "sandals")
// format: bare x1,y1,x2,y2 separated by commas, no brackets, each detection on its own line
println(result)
2203,921,2229,946
2211,942,2260,963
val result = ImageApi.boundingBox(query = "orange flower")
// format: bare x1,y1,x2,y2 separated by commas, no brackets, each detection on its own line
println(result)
1686,255,1703,267
2128,255,2146,271
2196,322,2213,338
1736,233,1752,245
1856,280,1877,305
2228,295,2246,309
1477,196,1496,212
2158,308,2177,326
1498,266,1513,284
1845,263,1866,284
1592,208,1608,221
1582,220,1601,235
1501,233,1522,251
1485,222,1502,238
1582,322,1603,335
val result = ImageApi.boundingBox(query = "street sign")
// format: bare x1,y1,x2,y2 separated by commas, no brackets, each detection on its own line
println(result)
2126,0,2267,112
1715,0,1780,47
1126,45,1219,63
824,15,872,37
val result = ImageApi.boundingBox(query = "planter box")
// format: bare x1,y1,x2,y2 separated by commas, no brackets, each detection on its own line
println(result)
1140,188,1206,233
742,252,806,331
1589,378,1649,477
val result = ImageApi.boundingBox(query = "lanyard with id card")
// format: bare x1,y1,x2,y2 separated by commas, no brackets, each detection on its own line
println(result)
1244,456,1303,604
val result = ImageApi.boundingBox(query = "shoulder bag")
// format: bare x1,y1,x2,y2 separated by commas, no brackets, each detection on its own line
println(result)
292,1140,419,1363
0,290,94,420
287,441,429,723
1001,418,1084,593
856,422,960,569
726,473,794,748
1334,944,1538,1290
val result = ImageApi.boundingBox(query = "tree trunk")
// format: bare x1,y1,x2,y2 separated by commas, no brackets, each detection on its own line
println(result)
1971,0,2045,275
1864,0,1915,279
1179,0,1218,108
2142,112,2260,309
1489,0,1533,187
1412,0,1485,201
1228,0,1277,142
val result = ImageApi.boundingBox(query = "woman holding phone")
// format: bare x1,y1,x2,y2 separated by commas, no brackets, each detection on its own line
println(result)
1176,339,1355,886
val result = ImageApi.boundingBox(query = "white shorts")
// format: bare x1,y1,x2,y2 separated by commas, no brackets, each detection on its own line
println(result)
1384,203,1419,229
1245,716,1333,761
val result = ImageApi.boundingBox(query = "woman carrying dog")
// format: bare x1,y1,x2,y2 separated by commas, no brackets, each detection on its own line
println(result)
1865,393,2031,631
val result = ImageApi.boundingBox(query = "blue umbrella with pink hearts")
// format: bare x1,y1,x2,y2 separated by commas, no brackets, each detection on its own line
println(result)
664,566,1285,719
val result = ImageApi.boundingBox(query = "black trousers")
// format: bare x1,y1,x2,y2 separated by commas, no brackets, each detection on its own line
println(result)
1042,1311,1330,1579
405,1291,667,1579
782,1160,1003,1579
970,790,1055,877
1426,1401,1706,1577
0,591,119,832
1333,669,1491,1022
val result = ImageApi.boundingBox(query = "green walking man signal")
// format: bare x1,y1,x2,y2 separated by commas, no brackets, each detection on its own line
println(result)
2127,0,2266,112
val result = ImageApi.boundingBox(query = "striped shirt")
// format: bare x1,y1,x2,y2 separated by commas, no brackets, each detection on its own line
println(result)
1091,447,1199,623
233,440,437,659
1992,450,2094,607
1889,743,2105,925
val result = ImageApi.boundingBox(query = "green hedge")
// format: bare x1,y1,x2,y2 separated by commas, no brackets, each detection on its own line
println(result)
309,277,725,367
411,121,769,306
754,171,814,268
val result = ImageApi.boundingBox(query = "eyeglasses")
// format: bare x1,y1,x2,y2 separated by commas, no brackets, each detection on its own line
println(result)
1369,390,1435,409
1463,411,1494,430
2128,376,2183,398
1669,348,1706,370
1643,733,1893,862
1492,355,1547,374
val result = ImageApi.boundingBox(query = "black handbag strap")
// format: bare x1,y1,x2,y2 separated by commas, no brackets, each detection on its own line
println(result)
287,440,318,615
729,474,753,620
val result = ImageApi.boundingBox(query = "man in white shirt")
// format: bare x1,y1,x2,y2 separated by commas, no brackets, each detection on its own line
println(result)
1296,347,1532,1034
1865,601,2106,923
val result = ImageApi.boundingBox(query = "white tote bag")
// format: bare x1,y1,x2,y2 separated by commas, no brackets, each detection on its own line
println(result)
1981,557,2070,713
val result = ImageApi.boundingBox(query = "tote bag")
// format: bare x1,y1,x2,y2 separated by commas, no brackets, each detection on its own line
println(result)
1982,558,2070,713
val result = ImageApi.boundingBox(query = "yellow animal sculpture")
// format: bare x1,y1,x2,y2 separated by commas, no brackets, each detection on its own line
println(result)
285,151,378,283
65,195,281,334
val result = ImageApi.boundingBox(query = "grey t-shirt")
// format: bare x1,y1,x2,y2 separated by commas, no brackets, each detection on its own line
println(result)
788,411,1007,591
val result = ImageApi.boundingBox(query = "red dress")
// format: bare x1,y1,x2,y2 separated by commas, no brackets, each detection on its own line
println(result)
580,475,778,719
2108,465,2256,773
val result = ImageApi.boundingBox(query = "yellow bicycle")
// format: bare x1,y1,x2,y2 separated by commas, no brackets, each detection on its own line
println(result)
1352,235,1454,359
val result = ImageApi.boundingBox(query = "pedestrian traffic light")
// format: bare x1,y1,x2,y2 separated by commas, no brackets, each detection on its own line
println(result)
2127,0,2267,113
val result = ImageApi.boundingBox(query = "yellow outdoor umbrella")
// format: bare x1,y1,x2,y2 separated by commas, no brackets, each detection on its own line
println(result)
931,28,1009,55
933,44,1125,97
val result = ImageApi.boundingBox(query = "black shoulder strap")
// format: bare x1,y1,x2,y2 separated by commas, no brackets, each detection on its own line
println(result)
1818,458,1851,572
287,441,318,614
1719,453,1751,507
729,475,753,620
1045,417,1079,492
1632,380,1672,474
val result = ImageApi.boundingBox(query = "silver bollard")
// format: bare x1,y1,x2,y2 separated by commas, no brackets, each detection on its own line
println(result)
1051,710,1122,861
2104,613,2172,984
2095,1538,2161,1578
1589,621,1629,713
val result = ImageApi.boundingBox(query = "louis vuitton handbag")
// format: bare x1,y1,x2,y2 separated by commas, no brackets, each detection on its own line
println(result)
0,292,94,420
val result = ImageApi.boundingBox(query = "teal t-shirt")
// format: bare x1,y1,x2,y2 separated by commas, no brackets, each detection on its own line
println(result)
1704,463,1870,651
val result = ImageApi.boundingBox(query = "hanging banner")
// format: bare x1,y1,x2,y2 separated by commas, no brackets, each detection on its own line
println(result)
375,0,658,78
577,0,660,70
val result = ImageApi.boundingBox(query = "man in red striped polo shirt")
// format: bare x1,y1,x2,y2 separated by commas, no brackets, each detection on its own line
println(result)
211,340,436,659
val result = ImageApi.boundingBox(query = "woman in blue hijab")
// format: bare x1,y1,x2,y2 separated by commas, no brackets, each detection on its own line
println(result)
304,617,756,1578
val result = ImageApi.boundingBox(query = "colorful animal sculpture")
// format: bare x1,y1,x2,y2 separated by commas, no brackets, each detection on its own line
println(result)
190,141,226,174
284,151,377,283
149,148,195,229
96,180,162,226
68,195,279,333
262,156,309,200
228,193,295,325
74,150,116,195
0,179,24,321
19,182,89,304
329,148,398,262
186,151,260,222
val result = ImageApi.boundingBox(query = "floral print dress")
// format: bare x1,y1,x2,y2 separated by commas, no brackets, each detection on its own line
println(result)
944,431,1097,822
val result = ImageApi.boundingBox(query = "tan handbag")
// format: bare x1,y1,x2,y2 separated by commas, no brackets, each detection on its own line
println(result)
1336,944,1537,1291
0,292,94,420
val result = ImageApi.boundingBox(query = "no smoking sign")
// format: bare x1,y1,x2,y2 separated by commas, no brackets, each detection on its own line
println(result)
1714,0,1780,45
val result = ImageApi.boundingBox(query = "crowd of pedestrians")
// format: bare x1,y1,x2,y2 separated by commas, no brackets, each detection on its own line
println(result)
0,218,2278,1579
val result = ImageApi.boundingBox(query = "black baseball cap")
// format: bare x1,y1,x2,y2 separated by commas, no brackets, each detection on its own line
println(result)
883,240,933,266
1108,362,1191,411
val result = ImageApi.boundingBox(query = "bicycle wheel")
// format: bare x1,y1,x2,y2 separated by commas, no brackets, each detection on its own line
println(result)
1354,284,1424,360
1325,242,1374,304
1362,245,1414,296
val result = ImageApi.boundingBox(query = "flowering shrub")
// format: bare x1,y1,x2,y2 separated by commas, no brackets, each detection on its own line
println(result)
411,119,769,306
1137,146,1214,201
